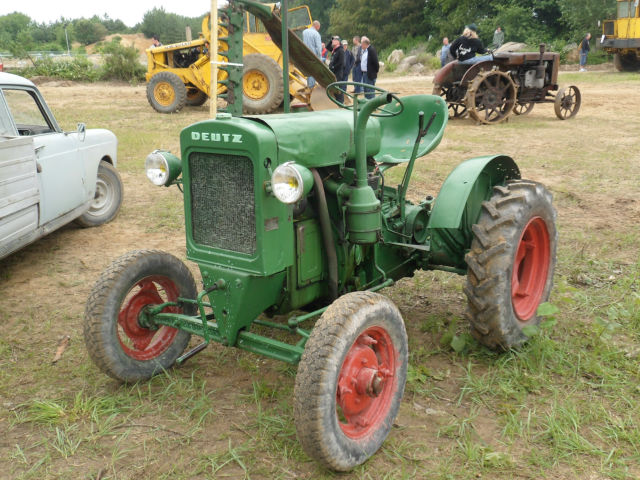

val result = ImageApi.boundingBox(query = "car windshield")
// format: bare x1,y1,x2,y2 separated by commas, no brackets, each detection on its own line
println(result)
3,89,54,136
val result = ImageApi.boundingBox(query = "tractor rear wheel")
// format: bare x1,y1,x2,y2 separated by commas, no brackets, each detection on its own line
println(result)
432,83,467,118
464,180,557,350
294,291,408,471
186,87,208,107
466,70,517,124
242,54,284,114
147,72,187,113
84,250,196,382
613,52,640,72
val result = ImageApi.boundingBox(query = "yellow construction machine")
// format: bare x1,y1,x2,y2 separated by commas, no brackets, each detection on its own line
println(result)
145,4,334,114
601,0,640,71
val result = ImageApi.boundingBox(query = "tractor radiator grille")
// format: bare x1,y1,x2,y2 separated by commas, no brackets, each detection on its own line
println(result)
189,152,256,255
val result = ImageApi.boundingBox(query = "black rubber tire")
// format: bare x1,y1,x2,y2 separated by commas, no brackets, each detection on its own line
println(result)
242,54,284,114
464,180,557,350
613,52,640,72
75,161,123,228
294,291,408,471
186,87,208,106
146,72,188,113
84,250,196,382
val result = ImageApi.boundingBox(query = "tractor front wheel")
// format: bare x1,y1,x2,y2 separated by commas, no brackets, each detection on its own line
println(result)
84,250,196,382
294,291,408,471
464,180,557,350
147,72,188,113
242,54,284,114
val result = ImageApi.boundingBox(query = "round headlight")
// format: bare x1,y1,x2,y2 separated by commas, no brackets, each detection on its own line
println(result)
145,150,182,186
272,162,312,204
145,151,170,186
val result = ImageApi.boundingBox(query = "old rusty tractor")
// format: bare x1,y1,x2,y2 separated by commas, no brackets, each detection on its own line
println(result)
433,44,581,124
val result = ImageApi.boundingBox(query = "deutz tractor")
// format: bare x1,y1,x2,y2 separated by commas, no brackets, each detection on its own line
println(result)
83,83,557,470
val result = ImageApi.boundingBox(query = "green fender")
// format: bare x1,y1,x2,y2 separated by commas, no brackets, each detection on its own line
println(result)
427,155,520,269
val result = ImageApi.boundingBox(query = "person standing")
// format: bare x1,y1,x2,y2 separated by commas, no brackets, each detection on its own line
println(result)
341,40,354,82
351,36,363,91
329,36,345,102
440,37,453,67
449,24,490,64
302,20,322,87
493,26,504,48
360,36,379,99
579,33,591,72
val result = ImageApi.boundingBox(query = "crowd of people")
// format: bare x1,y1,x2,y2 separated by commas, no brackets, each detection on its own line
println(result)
302,21,379,99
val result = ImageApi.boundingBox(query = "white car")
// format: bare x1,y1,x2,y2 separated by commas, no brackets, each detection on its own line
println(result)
0,72,122,260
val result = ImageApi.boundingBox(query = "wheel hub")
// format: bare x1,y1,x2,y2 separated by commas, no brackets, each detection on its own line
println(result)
336,328,396,438
117,276,181,360
511,216,551,321
154,82,175,106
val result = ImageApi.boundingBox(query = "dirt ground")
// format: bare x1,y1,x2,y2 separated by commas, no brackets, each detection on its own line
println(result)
1,71,639,479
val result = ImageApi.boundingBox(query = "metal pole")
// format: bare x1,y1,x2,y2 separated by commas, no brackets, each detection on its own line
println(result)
281,0,290,113
65,27,70,56
210,0,219,117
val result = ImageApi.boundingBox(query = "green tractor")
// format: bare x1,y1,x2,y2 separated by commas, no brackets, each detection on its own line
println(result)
83,82,557,470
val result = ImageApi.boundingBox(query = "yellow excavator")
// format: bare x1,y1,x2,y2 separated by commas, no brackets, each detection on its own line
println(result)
145,4,335,114
601,0,640,71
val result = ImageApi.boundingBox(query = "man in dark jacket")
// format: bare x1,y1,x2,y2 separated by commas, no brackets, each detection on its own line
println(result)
329,36,345,102
360,36,379,99
579,33,591,72
341,40,354,82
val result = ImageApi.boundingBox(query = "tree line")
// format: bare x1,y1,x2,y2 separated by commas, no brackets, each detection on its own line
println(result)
1,0,616,58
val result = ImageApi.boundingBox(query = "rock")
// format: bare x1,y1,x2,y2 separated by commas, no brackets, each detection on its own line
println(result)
396,55,418,73
387,49,404,64
495,42,528,53
409,62,425,74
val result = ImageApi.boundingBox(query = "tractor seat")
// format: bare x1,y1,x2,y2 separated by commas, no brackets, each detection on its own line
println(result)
373,94,448,164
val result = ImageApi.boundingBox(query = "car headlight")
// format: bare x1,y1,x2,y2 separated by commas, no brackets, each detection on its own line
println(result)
271,162,313,204
145,150,182,186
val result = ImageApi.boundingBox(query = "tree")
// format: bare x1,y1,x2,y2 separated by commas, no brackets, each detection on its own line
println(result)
73,19,108,45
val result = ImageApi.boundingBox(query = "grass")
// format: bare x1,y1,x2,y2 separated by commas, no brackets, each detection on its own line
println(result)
0,74,639,479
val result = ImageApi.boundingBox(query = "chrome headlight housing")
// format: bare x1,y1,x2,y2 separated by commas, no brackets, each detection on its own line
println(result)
271,162,313,204
145,150,182,186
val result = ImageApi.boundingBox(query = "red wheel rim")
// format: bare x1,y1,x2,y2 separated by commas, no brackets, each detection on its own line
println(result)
336,326,397,439
511,217,551,321
117,275,182,361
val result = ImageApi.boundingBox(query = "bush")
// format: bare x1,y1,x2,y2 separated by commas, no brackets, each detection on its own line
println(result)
99,40,146,82
17,56,100,81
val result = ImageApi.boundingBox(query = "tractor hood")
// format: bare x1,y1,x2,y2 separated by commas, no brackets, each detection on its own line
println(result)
246,110,381,168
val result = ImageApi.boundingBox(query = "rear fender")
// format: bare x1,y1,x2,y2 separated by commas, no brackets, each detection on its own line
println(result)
427,154,520,268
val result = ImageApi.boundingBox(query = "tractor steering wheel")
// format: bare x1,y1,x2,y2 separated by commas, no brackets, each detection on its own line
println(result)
326,81,405,117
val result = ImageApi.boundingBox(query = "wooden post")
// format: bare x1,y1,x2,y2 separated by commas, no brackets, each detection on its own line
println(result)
186,26,192,42
210,0,218,117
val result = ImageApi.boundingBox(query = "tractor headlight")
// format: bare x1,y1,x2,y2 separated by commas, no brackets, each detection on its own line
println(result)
271,162,313,204
145,150,182,186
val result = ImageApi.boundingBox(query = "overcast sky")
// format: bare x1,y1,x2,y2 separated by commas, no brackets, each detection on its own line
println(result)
0,1,223,27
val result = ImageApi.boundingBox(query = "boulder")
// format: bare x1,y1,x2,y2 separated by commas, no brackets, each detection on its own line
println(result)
409,63,425,74
495,42,528,53
387,49,404,64
396,55,418,73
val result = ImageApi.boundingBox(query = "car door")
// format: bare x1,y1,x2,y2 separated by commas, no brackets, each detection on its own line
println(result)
0,93,41,259
2,86,87,226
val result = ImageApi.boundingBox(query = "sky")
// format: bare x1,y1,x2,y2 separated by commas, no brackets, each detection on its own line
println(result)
0,0,224,27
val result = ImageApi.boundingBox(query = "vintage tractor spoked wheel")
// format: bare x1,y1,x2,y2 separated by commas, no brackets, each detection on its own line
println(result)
146,72,188,114
294,291,408,471
554,85,581,120
84,250,197,382
242,54,284,114
326,81,404,117
75,161,123,227
466,70,517,124
464,180,557,350
513,101,534,115
432,83,467,118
